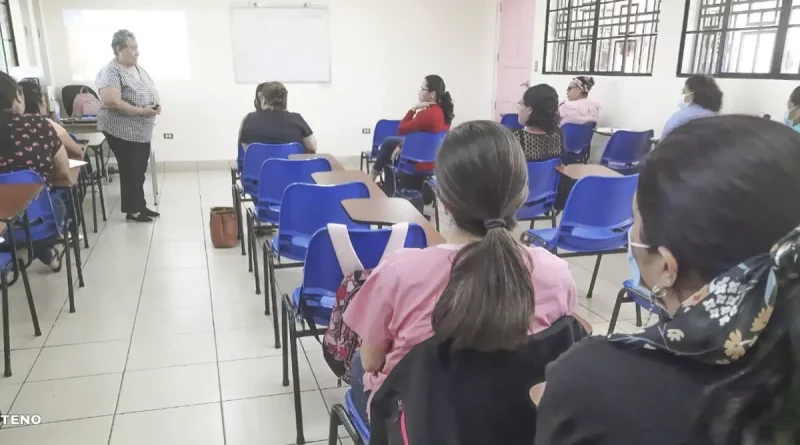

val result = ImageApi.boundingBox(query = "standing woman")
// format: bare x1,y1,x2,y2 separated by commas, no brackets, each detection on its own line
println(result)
96,29,160,223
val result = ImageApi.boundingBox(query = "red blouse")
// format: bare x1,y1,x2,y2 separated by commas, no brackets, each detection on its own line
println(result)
398,104,449,135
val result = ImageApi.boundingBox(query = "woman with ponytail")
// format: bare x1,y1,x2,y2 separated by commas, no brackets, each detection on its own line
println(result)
344,120,576,422
368,74,453,181
536,115,800,445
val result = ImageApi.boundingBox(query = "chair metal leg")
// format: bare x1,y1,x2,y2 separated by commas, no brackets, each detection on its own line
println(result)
262,242,270,316
97,173,107,221
234,187,245,256
328,407,344,445
90,177,99,233
2,270,11,377
550,210,557,228
290,317,305,445
359,154,364,172
20,261,40,336
64,237,76,313
231,182,241,240
66,192,84,288
252,216,261,295
608,288,626,335
635,304,643,327
75,189,89,249
269,250,281,349
282,296,289,386
246,211,254,273
586,254,603,299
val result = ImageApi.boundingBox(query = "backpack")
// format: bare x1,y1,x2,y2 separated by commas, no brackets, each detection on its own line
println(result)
322,223,410,383
71,87,101,118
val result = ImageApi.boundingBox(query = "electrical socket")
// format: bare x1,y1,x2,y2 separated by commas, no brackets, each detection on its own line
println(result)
163,133,174,139
362,128,371,134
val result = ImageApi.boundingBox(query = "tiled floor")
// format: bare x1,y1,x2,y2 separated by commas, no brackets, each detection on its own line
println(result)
0,166,653,444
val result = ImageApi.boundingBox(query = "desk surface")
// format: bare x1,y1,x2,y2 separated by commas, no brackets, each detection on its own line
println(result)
53,166,82,188
556,164,623,180
311,171,386,198
0,183,43,221
342,198,446,246
595,127,660,143
288,153,345,171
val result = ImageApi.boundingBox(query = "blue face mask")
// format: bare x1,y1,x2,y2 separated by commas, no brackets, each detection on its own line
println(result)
785,107,799,130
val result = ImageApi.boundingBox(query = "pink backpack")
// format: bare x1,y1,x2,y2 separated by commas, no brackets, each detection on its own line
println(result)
71,87,101,118
322,223,409,383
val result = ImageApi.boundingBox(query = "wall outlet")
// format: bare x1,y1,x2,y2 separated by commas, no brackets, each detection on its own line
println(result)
362,128,371,134
163,133,174,139
534,61,539,72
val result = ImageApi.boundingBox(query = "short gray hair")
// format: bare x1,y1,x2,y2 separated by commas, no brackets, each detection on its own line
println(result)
111,30,135,55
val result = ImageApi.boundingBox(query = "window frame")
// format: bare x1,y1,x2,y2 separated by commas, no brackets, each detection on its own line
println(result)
542,0,663,77
0,0,18,71
676,0,800,80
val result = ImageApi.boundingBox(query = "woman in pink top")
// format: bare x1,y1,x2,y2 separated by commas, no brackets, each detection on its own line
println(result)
559,76,600,126
343,120,577,421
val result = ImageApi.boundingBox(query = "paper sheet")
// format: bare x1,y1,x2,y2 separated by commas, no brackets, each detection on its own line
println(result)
69,159,88,168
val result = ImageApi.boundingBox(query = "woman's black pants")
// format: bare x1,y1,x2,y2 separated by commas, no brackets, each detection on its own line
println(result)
103,133,151,215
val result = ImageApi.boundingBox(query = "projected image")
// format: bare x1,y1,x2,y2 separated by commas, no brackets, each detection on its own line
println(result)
63,10,191,81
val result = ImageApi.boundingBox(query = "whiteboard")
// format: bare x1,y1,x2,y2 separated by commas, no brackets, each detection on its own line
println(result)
231,7,331,83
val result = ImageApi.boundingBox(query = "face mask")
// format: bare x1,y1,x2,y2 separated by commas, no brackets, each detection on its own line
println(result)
677,93,691,110
627,230,651,289
785,107,799,128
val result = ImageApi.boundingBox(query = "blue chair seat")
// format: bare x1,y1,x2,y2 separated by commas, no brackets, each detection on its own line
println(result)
0,252,12,271
528,227,626,252
291,287,336,327
242,179,258,198
345,390,370,443
271,234,310,262
255,203,281,225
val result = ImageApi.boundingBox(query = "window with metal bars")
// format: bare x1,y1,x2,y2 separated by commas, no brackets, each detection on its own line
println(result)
544,0,662,75
678,0,800,79
0,0,17,73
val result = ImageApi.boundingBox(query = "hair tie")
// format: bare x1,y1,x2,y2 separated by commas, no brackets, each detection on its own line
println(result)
484,219,507,230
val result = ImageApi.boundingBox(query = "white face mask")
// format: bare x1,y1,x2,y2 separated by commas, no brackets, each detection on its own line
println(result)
677,92,692,110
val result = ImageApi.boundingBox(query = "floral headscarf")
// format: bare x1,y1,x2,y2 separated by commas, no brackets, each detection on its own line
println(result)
610,225,800,364
570,77,591,93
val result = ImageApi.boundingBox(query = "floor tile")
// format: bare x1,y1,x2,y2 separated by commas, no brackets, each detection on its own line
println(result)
11,373,122,424
147,241,208,270
126,331,217,371
110,403,224,445
0,348,40,385
223,391,330,445
132,306,213,339
219,355,316,401
45,312,135,346
0,383,21,413
212,300,272,331
27,341,128,381
117,363,220,413
0,416,112,444
215,325,281,361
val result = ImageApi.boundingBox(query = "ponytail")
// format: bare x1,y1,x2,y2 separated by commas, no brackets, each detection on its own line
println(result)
432,221,534,351
438,91,455,125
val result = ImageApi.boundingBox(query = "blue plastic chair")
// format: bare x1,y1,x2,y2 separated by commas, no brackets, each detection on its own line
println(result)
394,131,447,176
607,279,671,335
361,119,402,172
285,225,428,445
561,122,596,164
521,175,638,298
245,158,332,293
500,113,524,130
600,130,654,174
330,390,371,445
263,182,371,347
516,159,562,228
234,142,305,255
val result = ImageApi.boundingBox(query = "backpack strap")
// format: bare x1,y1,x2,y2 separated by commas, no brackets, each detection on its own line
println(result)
379,223,409,263
327,223,364,276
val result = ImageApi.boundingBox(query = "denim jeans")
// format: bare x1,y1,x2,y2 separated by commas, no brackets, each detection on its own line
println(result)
350,350,370,423
370,136,405,178
32,193,67,265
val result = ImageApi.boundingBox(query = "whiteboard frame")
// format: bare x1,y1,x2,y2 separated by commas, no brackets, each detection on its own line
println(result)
230,4,332,84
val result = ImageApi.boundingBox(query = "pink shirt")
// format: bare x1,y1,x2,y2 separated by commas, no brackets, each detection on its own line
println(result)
343,244,577,408
559,98,600,126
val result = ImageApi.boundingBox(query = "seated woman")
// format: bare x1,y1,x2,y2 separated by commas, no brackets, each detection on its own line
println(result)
0,72,71,271
515,84,563,162
785,85,799,131
558,76,599,125
344,120,577,424
535,115,800,445
368,74,454,181
238,81,317,153
19,81,85,159
662,74,722,137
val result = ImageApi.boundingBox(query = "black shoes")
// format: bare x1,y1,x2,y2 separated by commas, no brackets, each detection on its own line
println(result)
126,213,153,223
142,208,160,218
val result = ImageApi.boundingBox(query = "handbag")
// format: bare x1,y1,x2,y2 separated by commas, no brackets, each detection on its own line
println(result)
209,207,239,248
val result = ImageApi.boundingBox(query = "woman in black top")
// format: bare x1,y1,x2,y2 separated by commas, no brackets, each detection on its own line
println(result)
238,81,317,152
514,84,562,162
535,115,800,445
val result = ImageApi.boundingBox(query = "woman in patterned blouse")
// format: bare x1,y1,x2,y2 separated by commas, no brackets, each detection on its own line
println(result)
0,71,71,271
514,85,564,162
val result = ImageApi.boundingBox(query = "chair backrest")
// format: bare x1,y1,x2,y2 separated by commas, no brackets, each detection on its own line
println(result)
398,131,447,163
525,158,562,203
559,175,638,247
561,122,596,154
372,119,402,155
500,113,524,130
0,171,62,238
242,142,304,181
236,144,245,172
257,158,332,206
278,182,370,238
600,130,654,167
301,224,428,295
60,85,98,117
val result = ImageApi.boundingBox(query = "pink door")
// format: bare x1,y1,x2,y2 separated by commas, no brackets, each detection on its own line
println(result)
495,0,536,121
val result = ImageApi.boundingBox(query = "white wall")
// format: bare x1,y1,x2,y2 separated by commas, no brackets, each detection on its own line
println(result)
39,0,499,162
530,0,798,134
